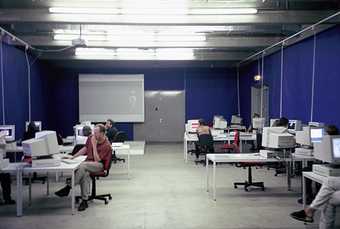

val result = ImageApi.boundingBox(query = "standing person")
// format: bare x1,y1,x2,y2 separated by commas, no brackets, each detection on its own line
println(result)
55,124,112,211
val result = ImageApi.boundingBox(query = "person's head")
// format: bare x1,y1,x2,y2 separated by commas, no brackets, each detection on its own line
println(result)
27,121,38,133
198,119,206,126
253,113,260,118
105,119,114,129
82,125,92,137
278,117,289,127
325,125,339,135
94,124,106,141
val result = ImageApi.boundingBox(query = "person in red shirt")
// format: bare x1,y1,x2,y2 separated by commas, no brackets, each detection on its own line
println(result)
55,124,112,211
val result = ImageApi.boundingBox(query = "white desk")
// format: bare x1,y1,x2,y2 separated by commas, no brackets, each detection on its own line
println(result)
112,143,130,177
206,153,279,201
6,145,75,154
205,153,313,201
184,132,256,163
2,156,86,217
302,172,328,209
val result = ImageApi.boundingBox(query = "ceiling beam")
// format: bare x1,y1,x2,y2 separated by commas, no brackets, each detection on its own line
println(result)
0,9,338,25
15,35,283,49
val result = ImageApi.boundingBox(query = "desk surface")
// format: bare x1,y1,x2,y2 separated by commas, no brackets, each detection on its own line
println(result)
303,171,328,184
206,153,279,163
185,132,256,141
2,155,86,172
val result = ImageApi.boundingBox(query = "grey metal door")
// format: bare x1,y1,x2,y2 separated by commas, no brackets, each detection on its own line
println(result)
251,85,269,124
134,90,185,142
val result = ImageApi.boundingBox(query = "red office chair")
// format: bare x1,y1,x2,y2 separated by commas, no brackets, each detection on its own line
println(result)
221,130,240,153
76,152,113,205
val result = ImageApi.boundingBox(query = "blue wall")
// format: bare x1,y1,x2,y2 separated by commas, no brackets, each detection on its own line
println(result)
239,25,340,128
47,67,237,139
0,42,50,140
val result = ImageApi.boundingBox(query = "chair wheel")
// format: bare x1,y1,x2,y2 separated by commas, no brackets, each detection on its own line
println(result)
234,185,237,189
262,187,265,191
105,200,108,205
245,187,249,192
108,196,112,200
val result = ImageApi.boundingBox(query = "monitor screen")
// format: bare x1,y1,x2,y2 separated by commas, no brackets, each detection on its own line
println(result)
288,120,296,130
0,125,15,141
332,138,340,159
311,128,324,143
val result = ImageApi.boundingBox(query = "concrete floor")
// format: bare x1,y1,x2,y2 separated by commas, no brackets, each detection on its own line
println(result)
0,143,337,229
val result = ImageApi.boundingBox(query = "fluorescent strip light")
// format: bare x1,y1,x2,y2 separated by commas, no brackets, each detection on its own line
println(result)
54,34,205,42
49,7,257,15
75,48,195,60
189,8,257,15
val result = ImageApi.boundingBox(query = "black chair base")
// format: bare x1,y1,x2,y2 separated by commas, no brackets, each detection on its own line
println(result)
234,166,265,192
112,154,125,164
76,194,112,205
195,159,206,165
234,181,265,192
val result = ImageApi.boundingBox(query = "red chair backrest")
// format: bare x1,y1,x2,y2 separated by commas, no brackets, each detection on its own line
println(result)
234,130,240,147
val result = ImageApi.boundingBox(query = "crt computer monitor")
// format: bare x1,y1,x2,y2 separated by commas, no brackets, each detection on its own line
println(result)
25,121,42,132
0,125,15,142
332,137,340,162
314,135,340,165
310,127,324,143
35,131,59,155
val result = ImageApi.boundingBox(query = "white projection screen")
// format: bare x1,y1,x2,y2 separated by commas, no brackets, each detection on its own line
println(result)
79,74,144,122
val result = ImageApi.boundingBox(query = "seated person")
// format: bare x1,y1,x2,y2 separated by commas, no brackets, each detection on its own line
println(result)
291,177,340,228
105,119,118,143
23,122,39,141
76,125,92,145
197,119,211,136
0,133,14,205
291,125,340,228
275,117,289,128
55,124,112,211
298,125,339,205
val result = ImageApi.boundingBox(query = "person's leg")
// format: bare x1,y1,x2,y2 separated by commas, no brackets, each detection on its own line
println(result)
77,162,103,211
0,173,14,204
291,177,340,223
310,177,340,210
55,162,88,197
319,191,340,229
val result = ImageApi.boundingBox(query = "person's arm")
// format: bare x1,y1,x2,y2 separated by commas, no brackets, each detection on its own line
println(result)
71,146,87,159
91,136,101,162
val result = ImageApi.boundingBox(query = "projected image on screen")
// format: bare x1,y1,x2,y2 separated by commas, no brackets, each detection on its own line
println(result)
79,74,144,122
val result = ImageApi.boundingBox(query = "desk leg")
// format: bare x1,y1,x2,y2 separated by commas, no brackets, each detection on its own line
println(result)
46,172,50,196
127,151,130,179
213,161,216,201
302,175,307,209
16,167,23,217
71,171,75,215
184,139,188,163
28,174,32,206
206,156,209,192
240,140,243,153
287,161,292,191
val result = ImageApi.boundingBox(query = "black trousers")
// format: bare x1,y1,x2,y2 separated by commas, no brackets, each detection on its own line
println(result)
0,173,12,201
